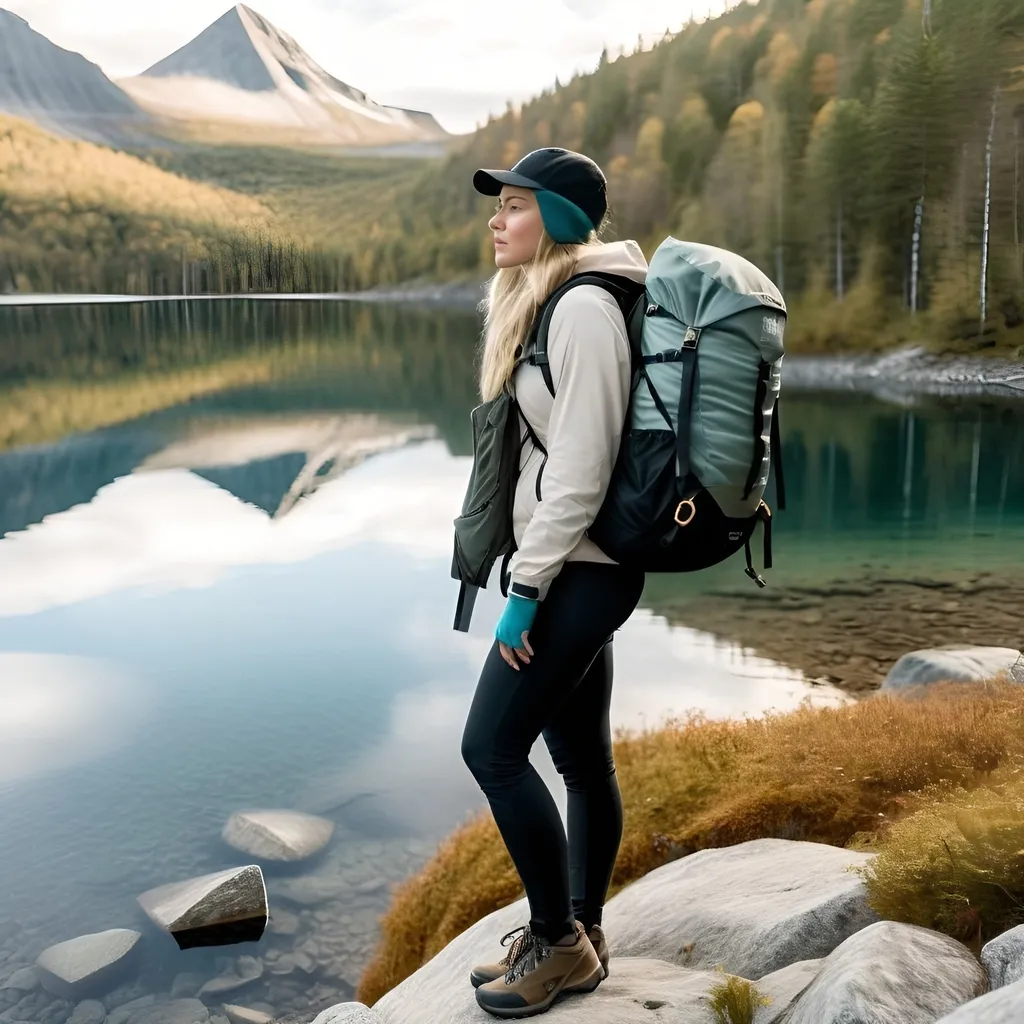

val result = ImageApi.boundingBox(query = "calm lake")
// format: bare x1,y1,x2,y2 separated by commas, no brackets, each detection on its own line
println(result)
1,299,1022,1019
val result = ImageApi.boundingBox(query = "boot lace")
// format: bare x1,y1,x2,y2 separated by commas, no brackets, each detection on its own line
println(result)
501,925,553,984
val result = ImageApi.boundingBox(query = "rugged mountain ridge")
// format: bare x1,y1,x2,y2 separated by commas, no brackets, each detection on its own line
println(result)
0,8,152,147
118,4,447,145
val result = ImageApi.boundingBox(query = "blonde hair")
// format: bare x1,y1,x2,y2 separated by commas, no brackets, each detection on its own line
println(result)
478,228,601,401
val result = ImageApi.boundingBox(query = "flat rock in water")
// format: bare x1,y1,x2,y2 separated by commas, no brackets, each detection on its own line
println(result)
2,967,40,992
782,920,987,1023
310,1006,385,1024
266,876,350,908
67,1000,107,1024
601,838,878,980
197,958,263,998
934,975,1024,1023
880,646,1022,694
137,866,267,950
222,1005,273,1024
266,910,299,937
222,811,334,862
105,994,156,1023
982,924,1024,989
129,1000,210,1024
34,930,142,999
170,974,205,1000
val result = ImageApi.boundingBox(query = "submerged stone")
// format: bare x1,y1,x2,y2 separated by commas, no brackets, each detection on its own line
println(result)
34,929,141,999
222,811,334,862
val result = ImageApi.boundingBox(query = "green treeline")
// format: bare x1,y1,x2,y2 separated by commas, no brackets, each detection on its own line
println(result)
348,0,1024,352
0,116,378,295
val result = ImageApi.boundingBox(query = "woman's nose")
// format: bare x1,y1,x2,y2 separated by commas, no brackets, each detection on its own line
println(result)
488,212,503,230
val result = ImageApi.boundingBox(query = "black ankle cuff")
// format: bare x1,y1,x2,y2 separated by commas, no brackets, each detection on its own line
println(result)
530,919,575,944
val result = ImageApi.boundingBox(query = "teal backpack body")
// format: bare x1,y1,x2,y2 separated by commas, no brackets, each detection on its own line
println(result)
528,236,787,585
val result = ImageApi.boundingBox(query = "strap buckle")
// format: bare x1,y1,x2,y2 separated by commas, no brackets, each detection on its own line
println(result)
681,327,701,350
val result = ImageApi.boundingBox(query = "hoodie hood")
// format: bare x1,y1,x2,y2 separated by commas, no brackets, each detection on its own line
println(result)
572,239,648,285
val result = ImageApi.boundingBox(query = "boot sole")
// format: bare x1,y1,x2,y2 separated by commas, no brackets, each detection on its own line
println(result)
475,963,604,1018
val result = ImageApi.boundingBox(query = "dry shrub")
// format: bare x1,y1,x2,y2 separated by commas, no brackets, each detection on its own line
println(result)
854,770,1024,944
708,968,773,1024
358,679,1024,1005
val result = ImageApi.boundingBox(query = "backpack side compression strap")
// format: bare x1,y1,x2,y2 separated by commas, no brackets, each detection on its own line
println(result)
529,273,645,398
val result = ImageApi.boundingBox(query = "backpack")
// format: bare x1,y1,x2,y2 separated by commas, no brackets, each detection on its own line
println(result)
451,236,786,631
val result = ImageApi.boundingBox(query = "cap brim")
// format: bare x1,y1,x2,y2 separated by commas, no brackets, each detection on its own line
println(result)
473,168,544,195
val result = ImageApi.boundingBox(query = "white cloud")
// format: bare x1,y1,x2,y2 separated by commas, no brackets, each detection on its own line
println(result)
3,0,736,133
0,653,154,782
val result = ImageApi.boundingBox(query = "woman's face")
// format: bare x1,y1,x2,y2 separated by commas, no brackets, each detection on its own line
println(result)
488,186,544,268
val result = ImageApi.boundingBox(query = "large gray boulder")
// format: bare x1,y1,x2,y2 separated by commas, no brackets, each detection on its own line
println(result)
778,920,987,1023
138,866,267,950
372,896,527,1024
378,954,778,1024
880,646,1022,694
222,811,334,863
982,924,1024,989
601,838,879,979
310,1005,386,1024
753,960,823,1024
1009,654,1024,683
34,929,142,999
934,976,1024,1023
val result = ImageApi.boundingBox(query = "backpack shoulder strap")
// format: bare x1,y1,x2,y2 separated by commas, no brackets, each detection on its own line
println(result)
528,272,646,398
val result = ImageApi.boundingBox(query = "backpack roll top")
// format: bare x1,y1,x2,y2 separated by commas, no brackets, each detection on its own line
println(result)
588,236,787,577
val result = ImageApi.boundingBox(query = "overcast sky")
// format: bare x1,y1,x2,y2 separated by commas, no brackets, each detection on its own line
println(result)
4,0,733,134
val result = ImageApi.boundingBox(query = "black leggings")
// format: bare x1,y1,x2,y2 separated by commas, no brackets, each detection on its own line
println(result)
461,561,646,943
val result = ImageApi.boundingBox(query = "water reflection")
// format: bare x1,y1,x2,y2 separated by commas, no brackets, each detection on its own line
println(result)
0,299,1022,1022
0,653,152,784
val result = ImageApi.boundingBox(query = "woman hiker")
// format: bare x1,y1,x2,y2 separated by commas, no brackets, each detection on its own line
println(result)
460,147,649,1017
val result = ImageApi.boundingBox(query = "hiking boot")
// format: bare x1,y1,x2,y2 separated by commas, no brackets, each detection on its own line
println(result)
470,922,609,988
474,920,602,1018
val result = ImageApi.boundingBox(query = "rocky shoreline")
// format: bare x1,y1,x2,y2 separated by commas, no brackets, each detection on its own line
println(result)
653,571,1024,695
349,279,1024,401
3,653,1022,1024
0,825,436,1024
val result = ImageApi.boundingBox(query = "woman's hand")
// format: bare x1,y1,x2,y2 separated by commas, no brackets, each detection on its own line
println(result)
495,594,538,671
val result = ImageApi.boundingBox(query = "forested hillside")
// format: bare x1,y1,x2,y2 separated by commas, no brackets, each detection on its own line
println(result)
3,0,1024,354
354,0,1024,352
0,115,366,294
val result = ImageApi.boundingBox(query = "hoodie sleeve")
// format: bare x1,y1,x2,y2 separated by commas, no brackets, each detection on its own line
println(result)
508,285,632,601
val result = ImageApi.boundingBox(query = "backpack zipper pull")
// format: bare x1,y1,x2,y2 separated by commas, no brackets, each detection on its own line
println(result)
645,302,660,317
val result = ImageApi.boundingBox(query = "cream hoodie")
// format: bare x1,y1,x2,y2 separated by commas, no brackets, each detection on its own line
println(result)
508,239,649,602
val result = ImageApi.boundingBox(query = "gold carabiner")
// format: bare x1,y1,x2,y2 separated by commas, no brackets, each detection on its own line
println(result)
674,499,696,527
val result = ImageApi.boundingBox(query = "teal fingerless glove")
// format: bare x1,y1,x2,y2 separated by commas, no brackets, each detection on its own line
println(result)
495,594,538,647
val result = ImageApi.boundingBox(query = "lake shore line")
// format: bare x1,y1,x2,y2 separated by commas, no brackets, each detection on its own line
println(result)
3,285,1022,400
351,279,1024,400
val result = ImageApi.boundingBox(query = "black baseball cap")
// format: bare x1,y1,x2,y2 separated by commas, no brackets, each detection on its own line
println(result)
473,147,607,230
